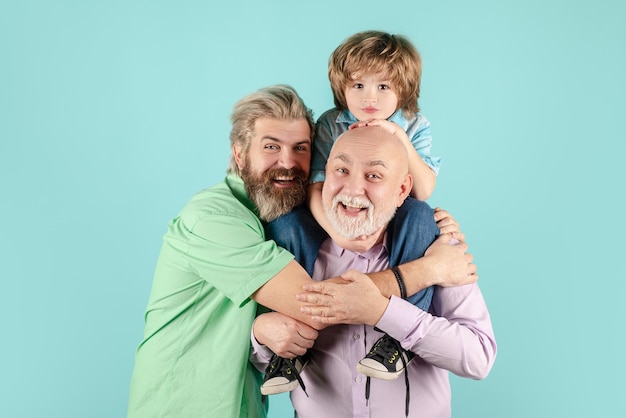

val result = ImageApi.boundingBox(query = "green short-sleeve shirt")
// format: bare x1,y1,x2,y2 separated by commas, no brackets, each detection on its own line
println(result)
127,174,294,418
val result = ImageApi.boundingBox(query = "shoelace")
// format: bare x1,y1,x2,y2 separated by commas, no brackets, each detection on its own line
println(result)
265,356,309,397
364,338,411,417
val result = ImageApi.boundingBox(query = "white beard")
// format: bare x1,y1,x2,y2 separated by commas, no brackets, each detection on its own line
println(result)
324,193,396,240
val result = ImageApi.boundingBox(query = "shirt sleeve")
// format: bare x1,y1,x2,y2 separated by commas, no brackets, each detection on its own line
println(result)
310,112,335,184
404,114,442,175
176,209,294,307
376,284,497,379
249,317,275,373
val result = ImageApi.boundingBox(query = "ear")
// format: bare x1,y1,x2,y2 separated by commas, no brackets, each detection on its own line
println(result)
397,174,413,207
233,143,244,171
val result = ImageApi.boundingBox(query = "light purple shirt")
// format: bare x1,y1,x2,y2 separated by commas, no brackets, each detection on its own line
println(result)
252,238,497,418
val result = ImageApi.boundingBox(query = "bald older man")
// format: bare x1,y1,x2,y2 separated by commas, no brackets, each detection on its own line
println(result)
252,126,496,418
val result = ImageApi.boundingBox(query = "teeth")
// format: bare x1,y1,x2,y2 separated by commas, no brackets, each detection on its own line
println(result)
275,176,294,181
342,202,365,209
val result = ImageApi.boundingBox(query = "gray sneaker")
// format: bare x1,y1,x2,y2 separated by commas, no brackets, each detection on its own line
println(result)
356,334,414,380
260,354,309,395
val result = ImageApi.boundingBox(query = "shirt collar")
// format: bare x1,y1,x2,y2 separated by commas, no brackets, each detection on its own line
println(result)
336,109,406,125
225,173,258,214
388,109,407,124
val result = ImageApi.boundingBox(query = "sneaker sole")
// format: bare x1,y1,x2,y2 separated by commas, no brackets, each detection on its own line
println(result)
356,362,402,380
260,380,300,395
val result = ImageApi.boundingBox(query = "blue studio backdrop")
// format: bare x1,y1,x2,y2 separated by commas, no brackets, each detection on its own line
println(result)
1,1,625,417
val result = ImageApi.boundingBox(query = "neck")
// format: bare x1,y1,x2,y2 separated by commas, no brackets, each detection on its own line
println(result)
338,227,386,253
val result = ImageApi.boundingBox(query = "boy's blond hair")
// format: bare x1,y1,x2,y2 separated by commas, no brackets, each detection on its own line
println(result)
328,30,422,117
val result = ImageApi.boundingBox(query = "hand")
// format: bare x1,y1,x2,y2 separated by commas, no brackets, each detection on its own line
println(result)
349,119,412,146
423,234,478,287
296,270,389,326
349,118,399,134
253,312,318,358
434,207,465,242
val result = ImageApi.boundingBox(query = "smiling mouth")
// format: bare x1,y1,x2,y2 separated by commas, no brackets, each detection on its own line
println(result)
340,202,367,215
273,175,297,187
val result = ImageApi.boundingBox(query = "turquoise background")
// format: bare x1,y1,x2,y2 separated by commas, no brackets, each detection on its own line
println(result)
2,0,625,417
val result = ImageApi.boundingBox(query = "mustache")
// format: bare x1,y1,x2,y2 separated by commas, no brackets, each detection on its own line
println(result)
262,167,308,184
333,194,372,210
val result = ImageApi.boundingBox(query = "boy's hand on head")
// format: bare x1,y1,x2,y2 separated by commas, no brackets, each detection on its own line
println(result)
349,119,412,148
349,119,398,135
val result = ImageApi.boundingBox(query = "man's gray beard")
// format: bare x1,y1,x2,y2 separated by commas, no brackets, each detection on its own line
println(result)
324,194,397,240
240,165,307,222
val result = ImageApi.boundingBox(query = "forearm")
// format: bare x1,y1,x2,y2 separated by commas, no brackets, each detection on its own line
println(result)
408,153,436,200
249,320,275,372
252,260,327,330
368,263,432,299
378,285,497,379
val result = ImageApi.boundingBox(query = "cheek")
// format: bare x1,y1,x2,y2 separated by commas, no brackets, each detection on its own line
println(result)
321,180,339,205
345,91,358,105
384,94,398,106
369,189,390,206
391,95,399,108
250,155,273,175
297,154,311,170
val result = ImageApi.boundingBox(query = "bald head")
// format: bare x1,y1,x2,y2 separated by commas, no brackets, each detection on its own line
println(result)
322,126,413,241
330,126,409,178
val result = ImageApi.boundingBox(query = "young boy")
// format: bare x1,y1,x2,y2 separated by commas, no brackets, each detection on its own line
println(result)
261,30,445,396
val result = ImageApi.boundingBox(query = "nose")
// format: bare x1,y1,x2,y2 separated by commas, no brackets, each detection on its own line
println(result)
363,85,377,103
343,173,365,195
277,149,297,169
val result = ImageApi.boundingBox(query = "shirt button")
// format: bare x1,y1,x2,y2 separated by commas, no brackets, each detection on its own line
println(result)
353,333,360,340
356,376,362,383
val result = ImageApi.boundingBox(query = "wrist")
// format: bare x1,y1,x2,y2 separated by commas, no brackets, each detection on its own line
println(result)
391,266,407,299
400,259,435,294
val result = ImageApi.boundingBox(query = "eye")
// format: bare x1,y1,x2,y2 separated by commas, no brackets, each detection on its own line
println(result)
264,144,280,151
353,83,364,89
378,84,390,91
295,144,310,153
367,173,382,180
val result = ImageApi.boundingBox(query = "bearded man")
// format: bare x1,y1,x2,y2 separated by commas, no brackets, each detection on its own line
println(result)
126,86,478,418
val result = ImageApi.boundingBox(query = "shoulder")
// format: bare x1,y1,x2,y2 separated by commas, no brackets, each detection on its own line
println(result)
179,182,259,234
401,112,430,128
316,107,341,122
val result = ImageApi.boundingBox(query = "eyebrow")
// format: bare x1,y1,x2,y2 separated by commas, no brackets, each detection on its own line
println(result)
334,154,352,164
262,136,311,145
368,159,387,168
334,153,387,168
